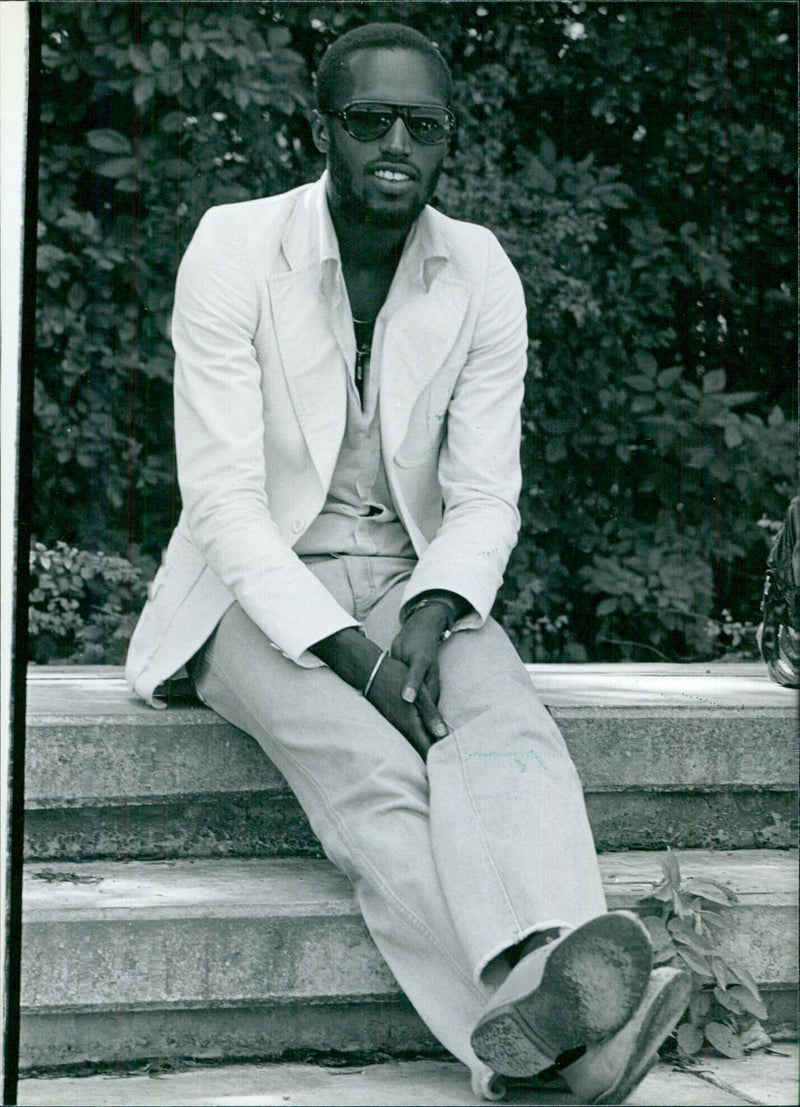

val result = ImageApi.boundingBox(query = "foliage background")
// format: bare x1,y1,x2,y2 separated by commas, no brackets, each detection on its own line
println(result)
32,1,797,664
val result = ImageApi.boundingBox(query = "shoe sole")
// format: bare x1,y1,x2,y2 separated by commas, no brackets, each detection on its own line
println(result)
590,969,692,1104
471,912,652,1078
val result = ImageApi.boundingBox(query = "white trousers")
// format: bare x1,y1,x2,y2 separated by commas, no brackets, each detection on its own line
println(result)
189,555,607,1097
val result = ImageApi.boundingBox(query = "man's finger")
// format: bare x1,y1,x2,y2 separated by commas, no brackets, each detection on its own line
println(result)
415,682,449,740
405,710,433,759
401,654,432,704
424,663,441,705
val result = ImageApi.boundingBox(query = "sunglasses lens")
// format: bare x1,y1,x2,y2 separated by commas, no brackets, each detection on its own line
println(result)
407,110,451,144
345,107,394,141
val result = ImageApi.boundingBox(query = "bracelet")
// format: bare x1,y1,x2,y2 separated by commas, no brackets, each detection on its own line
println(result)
363,649,388,699
403,597,457,629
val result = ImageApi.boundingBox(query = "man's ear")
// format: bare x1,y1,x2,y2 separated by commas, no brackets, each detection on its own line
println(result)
311,110,330,153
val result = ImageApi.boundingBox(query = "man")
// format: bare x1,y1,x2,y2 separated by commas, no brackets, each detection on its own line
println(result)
126,23,690,1102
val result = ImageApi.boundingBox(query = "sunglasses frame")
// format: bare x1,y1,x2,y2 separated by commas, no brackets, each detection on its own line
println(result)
324,100,457,145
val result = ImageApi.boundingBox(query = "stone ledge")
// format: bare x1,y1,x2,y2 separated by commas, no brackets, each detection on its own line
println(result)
24,664,798,802
23,664,798,857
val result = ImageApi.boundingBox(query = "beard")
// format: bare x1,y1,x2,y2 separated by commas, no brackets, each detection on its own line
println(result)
326,142,441,231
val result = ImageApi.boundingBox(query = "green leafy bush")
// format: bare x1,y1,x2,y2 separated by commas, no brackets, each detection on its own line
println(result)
28,542,148,665
636,849,771,1060
34,3,796,664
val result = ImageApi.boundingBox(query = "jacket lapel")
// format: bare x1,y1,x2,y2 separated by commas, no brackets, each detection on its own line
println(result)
268,266,348,492
380,274,470,462
268,183,348,491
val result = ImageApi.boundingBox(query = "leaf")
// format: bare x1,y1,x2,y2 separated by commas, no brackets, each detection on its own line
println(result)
701,910,727,932
545,436,567,463
623,375,656,392
739,1022,771,1052
596,597,617,617
159,111,184,133
682,877,737,905
676,1023,704,1055
711,957,735,991
658,366,683,388
714,984,744,1013
68,283,87,311
671,887,689,919
661,847,681,889
653,946,677,965
702,368,726,394
635,351,658,376
726,986,767,1020
632,394,656,413
268,26,292,48
539,136,557,166
727,963,763,1002
689,990,712,1024
150,41,170,69
594,183,632,210
128,44,150,72
641,915,672,951
96,157,137,179
724,424,743,448
133,75,156,106
635,878,670,903
86,129,131,155
675,945,713,978
721,391,758,407
705,1021,744,1058
668,921,716,956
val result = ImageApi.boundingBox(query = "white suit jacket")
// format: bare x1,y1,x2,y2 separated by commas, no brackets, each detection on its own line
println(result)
126,174,527,706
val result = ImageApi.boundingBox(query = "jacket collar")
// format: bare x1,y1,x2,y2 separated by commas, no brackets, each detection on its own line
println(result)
280,172,450,295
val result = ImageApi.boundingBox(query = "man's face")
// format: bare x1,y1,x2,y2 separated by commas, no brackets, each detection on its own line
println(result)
318,47,451,230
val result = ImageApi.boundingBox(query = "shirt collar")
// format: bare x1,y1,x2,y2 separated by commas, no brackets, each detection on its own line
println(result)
314,173,342,302
312,171,449,297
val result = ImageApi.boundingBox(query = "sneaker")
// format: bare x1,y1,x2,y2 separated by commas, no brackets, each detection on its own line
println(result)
470,912,653,1078
560,966,692,1104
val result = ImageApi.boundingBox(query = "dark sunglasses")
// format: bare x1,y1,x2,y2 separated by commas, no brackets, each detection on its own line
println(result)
325,101,456,145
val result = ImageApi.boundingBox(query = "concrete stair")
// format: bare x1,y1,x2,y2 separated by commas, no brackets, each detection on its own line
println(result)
20,852,798,1070
20,663,798,1072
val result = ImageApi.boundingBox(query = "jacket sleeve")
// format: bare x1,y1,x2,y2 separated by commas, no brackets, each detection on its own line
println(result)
172,206,359,664
401,230,527,627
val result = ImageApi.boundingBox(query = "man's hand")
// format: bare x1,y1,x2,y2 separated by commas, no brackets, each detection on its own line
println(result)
309,625,448,758
365,652,447,759
390,602,451,708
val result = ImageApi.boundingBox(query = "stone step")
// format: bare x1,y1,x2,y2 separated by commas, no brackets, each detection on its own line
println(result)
16,1047,800,1107
24,665,798,859
19,850,798,1070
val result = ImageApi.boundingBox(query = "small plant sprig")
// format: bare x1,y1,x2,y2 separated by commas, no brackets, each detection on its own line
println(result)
636,848,771,1060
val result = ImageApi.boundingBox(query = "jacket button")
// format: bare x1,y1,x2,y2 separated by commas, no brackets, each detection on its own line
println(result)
291,519,303,534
